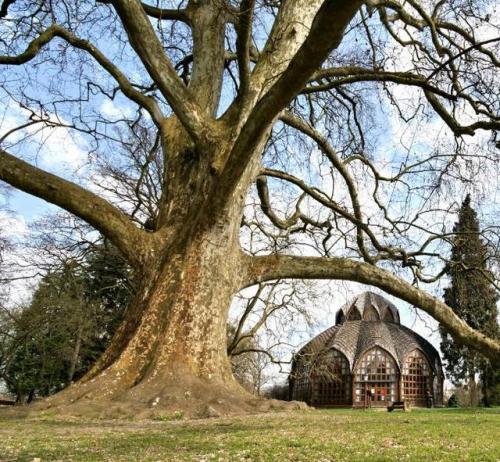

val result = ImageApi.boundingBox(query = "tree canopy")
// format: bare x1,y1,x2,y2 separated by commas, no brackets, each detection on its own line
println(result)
0,0,498,416
0,244,132,402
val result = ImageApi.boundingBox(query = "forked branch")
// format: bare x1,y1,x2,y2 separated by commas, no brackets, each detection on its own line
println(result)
110,0,216,144
0,25,163,126
219,0,363,205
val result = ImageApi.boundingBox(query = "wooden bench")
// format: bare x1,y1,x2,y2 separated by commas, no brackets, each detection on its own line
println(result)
0,399,15,406
387,400,408,412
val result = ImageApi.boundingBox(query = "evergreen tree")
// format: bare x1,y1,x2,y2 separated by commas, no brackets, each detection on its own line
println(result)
0,245,133,401
4,265,89,401
440,195,499,406
76,244,134,378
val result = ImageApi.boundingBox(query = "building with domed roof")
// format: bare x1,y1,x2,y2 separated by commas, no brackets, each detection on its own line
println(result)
289,292,444,408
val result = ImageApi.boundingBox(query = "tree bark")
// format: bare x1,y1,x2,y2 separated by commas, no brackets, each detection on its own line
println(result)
42,174,268,417
68,325,83,383
45,245,240,416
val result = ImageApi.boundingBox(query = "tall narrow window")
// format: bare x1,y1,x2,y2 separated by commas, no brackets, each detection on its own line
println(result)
312,349,351,406
291,360,312,403
403,350,431,405
383,307,395,322
336,310,346,325
347,307,361,321
353,347,398,406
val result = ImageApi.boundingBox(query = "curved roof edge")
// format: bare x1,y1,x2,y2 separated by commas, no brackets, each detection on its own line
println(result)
294,320,442,375
336,291,400,324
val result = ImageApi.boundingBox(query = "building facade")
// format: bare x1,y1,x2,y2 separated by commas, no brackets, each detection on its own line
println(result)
289,292,444,408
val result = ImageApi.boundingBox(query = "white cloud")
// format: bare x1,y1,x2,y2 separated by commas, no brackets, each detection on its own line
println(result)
35,125,88,170
0,101,89,174
0,210,28,238
99,99,134,120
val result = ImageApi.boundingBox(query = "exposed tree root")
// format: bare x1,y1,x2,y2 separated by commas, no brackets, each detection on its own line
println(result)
4,371,308,420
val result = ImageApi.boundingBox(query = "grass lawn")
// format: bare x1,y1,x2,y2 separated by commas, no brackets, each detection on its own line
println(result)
0,407,498,461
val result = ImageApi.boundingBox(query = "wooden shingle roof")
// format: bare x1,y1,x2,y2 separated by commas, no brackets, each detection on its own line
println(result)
296,321,442,374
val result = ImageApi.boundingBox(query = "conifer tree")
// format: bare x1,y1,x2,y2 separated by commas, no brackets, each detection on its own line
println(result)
440,195,499,406
0,246,132,402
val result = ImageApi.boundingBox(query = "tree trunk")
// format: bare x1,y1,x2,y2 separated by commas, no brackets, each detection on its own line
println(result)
482,380,490,407
15,391,25,405
468,374,478,407
481,364,492,408
24,107,288,419
40,195,287,418
68,324,83,383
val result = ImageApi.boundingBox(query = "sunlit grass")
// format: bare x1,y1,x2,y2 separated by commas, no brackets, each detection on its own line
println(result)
0,407,498,461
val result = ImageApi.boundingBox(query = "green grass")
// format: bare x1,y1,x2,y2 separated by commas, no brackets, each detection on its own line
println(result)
0,408,499,461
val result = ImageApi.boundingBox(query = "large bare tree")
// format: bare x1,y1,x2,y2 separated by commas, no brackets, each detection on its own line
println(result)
0,0,499,416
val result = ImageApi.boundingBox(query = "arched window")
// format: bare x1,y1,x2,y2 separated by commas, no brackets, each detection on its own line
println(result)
383,307,395,323
364,305,380,321
290,357,312,403
353,347,398,406
347,307,361,321
403,350,432,405
312,349,351,406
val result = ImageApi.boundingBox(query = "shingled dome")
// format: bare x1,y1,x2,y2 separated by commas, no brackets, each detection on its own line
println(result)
289,292,444,408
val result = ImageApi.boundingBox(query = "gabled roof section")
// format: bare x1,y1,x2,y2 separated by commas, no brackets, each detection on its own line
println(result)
336,291,400,324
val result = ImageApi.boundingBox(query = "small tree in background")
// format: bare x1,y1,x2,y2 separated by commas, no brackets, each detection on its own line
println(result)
227,323,271,396
440,195,499,406
480,361,500,406
4,265,90,402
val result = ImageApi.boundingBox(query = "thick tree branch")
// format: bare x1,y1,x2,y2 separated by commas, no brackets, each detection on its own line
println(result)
424,90,500,136
235,0,255,99
247,0,325,99
305,66,456,99
111,0,216,144
141,4,190,22
0,0,15,18
98,0,191,23
246,254,500,362
188,3,227,115
0,149,149,268
0,25,163,126
256,176,305,231
218,1,362,206
246,0,362,122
